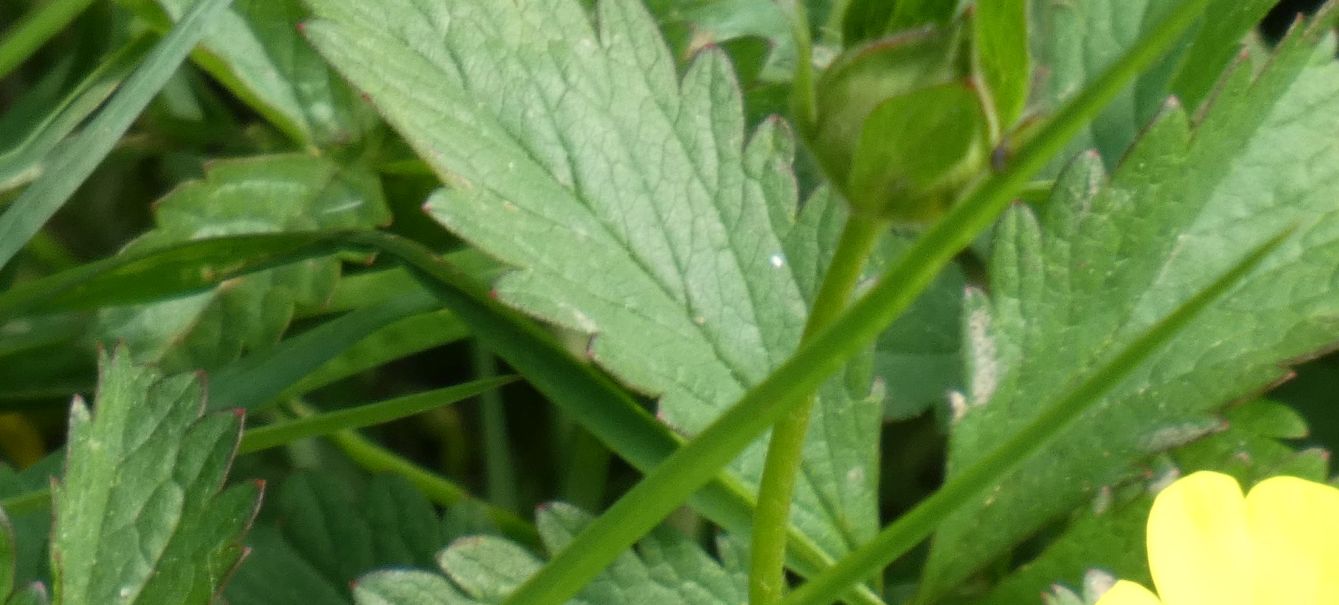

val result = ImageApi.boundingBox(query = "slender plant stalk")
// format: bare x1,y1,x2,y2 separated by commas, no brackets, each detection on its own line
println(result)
0,0,96,80
779,226,1293,605
291,399,541,547
497,0,1213,602
780,0,817,131
475,345,520,511
238,377,514,454
751,216,886,603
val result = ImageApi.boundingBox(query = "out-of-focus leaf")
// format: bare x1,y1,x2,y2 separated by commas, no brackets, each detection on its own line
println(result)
97,154,388,373
226,474,449,605
1030,0,1188,165
51,350,260,604
145,0,375,147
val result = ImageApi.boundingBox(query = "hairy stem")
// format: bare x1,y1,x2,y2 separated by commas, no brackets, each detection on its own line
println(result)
750,216,886,603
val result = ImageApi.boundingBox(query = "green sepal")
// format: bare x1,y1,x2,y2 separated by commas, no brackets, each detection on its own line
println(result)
847,81,990,222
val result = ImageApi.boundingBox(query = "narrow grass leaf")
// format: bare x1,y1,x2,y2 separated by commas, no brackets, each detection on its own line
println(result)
0,0,232,270
239,377,515,453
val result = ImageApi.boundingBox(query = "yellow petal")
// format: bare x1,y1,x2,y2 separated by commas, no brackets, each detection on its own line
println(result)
1246,475,1339,604
1095,580,1163,605
1146,471,1253,605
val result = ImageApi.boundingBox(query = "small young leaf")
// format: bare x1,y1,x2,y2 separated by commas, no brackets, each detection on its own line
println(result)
51,350,260,604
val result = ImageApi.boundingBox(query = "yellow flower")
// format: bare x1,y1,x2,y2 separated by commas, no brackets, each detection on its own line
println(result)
1095,471,1339,605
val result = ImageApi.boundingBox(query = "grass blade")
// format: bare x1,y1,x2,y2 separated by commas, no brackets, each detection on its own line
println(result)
0,0,96,80
0,232,347,321
0,35,155,192
496,0,1214,602
207,289,442,411
239,377,515,454
0,0,232,270
781,225,1293,605
349,231,884,605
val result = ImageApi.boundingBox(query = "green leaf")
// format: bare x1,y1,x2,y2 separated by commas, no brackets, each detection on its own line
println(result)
888,0,964,30
642,0,794,80
786,190,966,420
145,0,374,147
973,0,1029,128
0,0,233,271
1167,0,1277,109
0,0,95,80
922,25,1339,599
0,232,349,321
1030,0,1190,165
96,154,388,372
983,400,1330,604
222,526,350,605
353,503,745,605
51,350,260,604
341,233,882,604
870,242,965,421
303,0,878,563
6,583,49,605
227,474,455,605
352,571,458,605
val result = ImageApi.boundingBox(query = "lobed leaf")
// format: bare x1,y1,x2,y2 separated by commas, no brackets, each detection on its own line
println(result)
51,350,259,604
303,0,879,561
922,22,1339,599
353,503,745,605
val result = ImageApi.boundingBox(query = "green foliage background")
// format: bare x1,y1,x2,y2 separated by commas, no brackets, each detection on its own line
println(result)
0,0,1336,604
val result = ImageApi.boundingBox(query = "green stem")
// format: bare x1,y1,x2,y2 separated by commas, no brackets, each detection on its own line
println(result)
750,216,886,604
296,400,541,548
239,378,514,454
780,226,1291,605
0,0,96,80
476,344,520,512
496,0,1212,601
780,0,817,131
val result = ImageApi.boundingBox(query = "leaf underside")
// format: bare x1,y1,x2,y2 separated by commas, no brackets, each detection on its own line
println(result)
303,0,880,560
